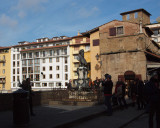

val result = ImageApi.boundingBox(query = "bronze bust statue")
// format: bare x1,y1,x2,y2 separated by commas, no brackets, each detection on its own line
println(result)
77,49,87,67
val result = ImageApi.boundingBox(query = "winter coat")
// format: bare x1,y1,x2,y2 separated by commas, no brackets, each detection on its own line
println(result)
115,81,126,97
145,78,160,103
102,80,113,96
135,80,144,96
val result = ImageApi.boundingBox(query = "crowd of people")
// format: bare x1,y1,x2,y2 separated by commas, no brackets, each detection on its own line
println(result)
20,71,159,128
101,72,160,128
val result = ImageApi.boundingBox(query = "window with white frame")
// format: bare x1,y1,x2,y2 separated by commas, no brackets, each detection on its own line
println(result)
23,53,26,59
56,57,59,62
65,74,68,80
17,54,20,60
28,53,32,58
35,83,41,87
13,54,15,60
56,74,60,79
65,57,67,63
42,83,47,87
56,66,60,70
49,83,54,87
49,58,52,63
85,45,90,51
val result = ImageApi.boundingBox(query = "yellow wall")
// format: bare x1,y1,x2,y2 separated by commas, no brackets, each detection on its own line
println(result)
70,36,91,81
0,48,11,91
90,31,101,81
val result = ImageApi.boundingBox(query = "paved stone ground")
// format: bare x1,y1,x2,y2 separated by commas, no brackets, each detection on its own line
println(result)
71,107,145,128
124,113,157,128
0,105,105,128
0,101,145,128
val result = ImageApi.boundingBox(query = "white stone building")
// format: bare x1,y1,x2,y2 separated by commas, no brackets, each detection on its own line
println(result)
11,37,71,91
146,23,160,45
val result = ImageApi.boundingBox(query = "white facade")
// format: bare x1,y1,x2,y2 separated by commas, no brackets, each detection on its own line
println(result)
146,23,160,45
11,38,70,91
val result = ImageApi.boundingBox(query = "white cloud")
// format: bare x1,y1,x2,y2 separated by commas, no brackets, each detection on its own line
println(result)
71,2,77,6
16,0,48,9
12,0,48,18
18,11,26,18
0,14,18,28
78,6,99,18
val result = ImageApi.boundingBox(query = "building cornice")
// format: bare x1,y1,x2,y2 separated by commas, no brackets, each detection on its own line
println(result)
20,45,68,52
13,38,71,48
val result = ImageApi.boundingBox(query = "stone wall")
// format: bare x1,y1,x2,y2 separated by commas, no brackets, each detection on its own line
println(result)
0,91,53,112
99,20,149,85
101,52,147,85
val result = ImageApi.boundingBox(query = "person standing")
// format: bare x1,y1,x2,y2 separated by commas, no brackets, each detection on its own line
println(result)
67,79,72,90
135,78,145,110
130,80,137,107
23,78,35,116
115,78,127,109
94,77,100,90
102,74,113,116
146,72,160,128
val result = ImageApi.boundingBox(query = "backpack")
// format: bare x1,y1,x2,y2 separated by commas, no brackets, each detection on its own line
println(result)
117,85,123,97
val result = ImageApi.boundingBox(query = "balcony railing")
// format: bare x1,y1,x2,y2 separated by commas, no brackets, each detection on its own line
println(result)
0,80,6,84
0,59,6,63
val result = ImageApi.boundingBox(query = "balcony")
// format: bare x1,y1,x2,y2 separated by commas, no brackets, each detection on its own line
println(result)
0,77,6,84
72,51,79,55
73,59,79,63
73,67,77,71
0,80,6,84
0,59,6,63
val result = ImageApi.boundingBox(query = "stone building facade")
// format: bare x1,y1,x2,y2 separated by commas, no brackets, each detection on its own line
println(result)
146,23,160,45
83,9,160,85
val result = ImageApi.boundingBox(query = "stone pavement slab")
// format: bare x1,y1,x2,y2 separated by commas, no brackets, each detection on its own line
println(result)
0,99,140,128
70,107,145,128
0,105,106,128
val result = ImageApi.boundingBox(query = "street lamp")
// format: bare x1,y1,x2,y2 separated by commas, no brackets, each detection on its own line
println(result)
95,53,100,61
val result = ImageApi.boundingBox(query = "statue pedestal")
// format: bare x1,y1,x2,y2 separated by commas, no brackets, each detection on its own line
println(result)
77,67,89,90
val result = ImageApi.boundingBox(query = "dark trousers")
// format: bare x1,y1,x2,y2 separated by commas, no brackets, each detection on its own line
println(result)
149,102,160,128
29,96,33,114
117,96,127,108
104,96,112,115
137,96,144,109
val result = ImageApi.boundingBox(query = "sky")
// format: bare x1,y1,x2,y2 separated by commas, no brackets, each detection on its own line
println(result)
0,0,160,47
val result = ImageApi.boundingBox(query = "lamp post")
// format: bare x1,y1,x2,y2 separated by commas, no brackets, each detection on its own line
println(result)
95,53,100,61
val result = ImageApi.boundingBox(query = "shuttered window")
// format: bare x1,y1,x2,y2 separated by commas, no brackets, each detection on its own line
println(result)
93,39,99,46
109,27,116,36
117,26,123,35
109,26,124,36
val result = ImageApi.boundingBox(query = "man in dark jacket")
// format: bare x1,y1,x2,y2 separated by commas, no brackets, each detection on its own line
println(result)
145,72,160,128
102,74,113,116
135,78,145,110
21,78,35,116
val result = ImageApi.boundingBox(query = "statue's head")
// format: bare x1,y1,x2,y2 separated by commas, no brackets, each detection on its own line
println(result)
79,49,84,57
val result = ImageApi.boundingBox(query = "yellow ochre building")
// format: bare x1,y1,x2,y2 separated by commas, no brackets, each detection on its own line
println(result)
70,33,91,86
0,47,11,93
